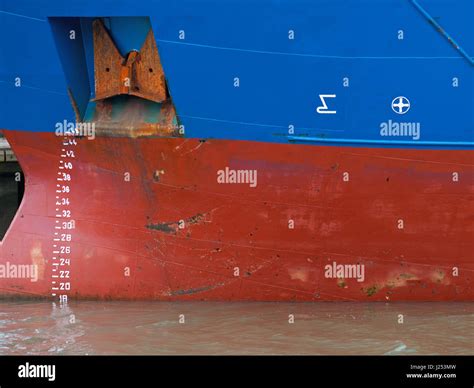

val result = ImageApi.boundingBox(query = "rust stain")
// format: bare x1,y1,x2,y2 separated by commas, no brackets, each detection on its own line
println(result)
170,282,225,296
92,19,167,103
90,98,180,138
430,270,449,285
30,241,45,281
385,271,427,289
337,278,347,288
188,213,205,225
67,87,81,122
153,169,165,182
146,222,175,233
365,285,379,297
288,268,309,282
146,213,206,234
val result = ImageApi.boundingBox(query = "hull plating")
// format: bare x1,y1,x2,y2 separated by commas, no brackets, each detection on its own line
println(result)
0,129,472,301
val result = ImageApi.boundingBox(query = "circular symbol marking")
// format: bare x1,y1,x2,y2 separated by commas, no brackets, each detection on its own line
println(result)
391,96,411,115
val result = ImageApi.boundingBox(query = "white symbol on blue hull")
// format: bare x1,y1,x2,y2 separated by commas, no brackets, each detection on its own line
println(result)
317,94,337,114
392,96,411,115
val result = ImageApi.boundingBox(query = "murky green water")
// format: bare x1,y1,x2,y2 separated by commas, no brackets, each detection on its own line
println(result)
0,301,472,355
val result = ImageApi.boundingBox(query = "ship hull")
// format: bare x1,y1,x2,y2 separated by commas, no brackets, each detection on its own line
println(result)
0,129,472,301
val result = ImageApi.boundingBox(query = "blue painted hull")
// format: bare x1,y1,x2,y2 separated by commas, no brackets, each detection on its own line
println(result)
0,0,473,148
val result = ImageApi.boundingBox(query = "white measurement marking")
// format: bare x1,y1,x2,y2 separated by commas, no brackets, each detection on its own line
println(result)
52,136,78,303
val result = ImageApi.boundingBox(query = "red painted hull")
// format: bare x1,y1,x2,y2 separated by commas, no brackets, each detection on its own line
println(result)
0,129,473,301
